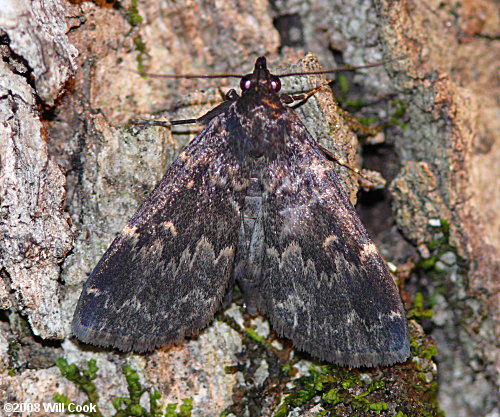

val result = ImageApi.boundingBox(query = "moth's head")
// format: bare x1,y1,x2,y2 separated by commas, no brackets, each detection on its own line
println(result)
240,57,281,94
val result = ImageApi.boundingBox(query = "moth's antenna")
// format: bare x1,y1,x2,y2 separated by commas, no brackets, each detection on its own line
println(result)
277,56,405,78
129,119,197,127
316,142,375,184
128,69,244,80
129,57,404,80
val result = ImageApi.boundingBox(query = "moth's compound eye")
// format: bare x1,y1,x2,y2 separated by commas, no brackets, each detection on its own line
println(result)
240,76,253,91
270,77,281,92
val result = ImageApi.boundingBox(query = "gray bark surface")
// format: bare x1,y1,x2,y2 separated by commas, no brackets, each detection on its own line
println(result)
0,0,498,416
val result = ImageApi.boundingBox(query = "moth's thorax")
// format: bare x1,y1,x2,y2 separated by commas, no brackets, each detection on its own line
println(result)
232,90,290,160
236,56,287,123
237,86,286,116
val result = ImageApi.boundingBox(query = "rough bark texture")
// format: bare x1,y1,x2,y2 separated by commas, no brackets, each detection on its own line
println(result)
0,0,498,416
0,0,76,340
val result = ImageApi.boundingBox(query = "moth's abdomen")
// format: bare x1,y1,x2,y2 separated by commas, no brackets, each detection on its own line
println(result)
233,169,265,315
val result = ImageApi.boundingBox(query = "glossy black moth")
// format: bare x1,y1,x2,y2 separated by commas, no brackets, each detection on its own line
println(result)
72,57,410,367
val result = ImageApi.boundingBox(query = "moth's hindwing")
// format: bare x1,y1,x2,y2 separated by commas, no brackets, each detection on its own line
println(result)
72,117,247,352
260,112,410,367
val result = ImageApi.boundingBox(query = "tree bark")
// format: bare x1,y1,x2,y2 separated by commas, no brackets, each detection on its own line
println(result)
0,0,498,416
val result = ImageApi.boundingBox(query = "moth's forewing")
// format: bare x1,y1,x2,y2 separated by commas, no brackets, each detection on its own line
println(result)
72,117,247,352
258,110,409,366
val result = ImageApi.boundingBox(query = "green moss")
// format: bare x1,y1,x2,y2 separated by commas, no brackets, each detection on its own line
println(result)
390,100,407,120
369,402,389,412
415,219,463,275
163,398,192,417
410,335,437,364
220,311,443,416
408,329,440,414
56,358,192,417
337,74,350,96
389,100,409,129
133,35,147,74
126,0,143,27
420,345,438,361
245,327,267,345
407,293,434,322
274,366,390,416
357,116,378,126
417,256,439,271
56,358,100,410
123,0,147,74
343,99,365,110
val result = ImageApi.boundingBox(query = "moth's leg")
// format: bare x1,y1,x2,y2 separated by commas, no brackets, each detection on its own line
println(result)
315,143,359,176
128,119,173,128
193,89,240,124
280,84,327,104
339,109,381,137
281,86,378,186
280,79,333,105
129,89,240,127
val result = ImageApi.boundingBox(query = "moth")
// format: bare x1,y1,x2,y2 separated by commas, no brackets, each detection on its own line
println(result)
72,57,410,367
